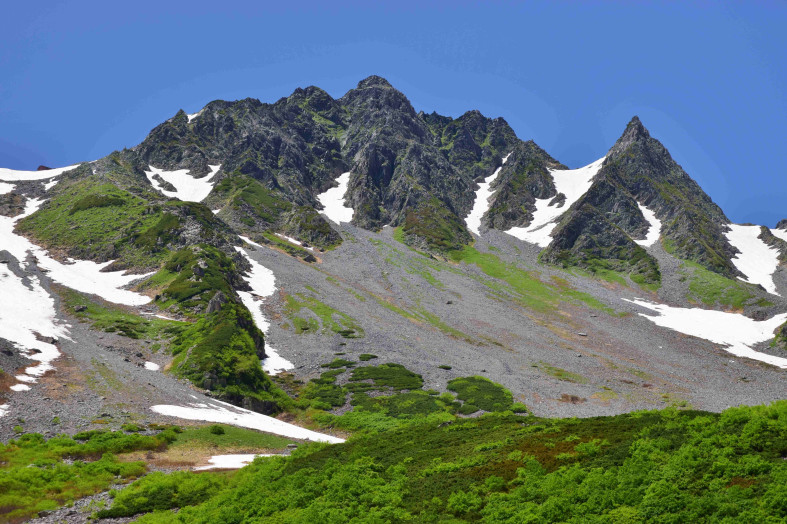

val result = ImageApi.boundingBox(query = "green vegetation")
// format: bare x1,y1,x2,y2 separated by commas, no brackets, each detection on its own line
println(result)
358,353,378,361
60,287,183,341
349,363,424,391
401,197,473,253
450,246,616,315
17,182,167,269
683,260,770,310
0,429,177,522
99,401,787,523
536,362,589,384
170,425,292,451
447,376,515,413
284,293,363,338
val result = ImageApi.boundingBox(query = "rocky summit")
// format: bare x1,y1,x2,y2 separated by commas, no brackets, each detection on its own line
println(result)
1,76,785,522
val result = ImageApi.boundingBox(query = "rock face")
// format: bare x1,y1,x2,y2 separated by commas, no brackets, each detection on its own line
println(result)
541,117,735,283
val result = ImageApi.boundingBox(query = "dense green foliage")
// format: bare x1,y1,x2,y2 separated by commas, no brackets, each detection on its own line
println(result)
0,430,177,522
683,260,770,310
447,376,515,414
102,401,787,523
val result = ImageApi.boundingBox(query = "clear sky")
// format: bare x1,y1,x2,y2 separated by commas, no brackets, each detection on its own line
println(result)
1,1,785,225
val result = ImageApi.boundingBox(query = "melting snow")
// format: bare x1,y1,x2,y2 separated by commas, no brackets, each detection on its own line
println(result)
0,198,152,306
234,245,294,375
317,172,354,224
633,203,662,247
43,179,59,191
0,404,8,418
624,298,787,368
726,224,780,295
0,264,70,389
770,227,787,243
187,109,204,123
144,362,160,371
465,152,512,235
145,164,221,203
194,453,277,471
0,182,14,194
506,157,605,247
151,400,344,443
275,233,314,252
0,164,80,182
239,235,263,248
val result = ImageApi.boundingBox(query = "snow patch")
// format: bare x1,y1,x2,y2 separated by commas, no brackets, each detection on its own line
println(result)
769,227,787,243
43,179,59,191
151,401,344,443
275,233,314,252
465,152,512,235
317,172,354,224
726,224,780,295
234,245,294,375
633,203,662,247
145,164,221,203
506,157,605,247
239,235,263,248
187,109,204,123
194,453,277,471
0,164,80,182
0,182,14,194
144,362,160,371
0,404,9,418
10,384,30,392
624,298,787,368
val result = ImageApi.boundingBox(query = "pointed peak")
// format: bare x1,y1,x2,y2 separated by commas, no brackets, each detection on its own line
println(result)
357,75,393,89
776,218,787,230
607,116,651,158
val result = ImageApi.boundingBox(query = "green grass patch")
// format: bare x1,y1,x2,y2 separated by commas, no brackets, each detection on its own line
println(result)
537,362,589,384
349,363,424,391
284,293,364,338
358,354,378,361
169,425,293,451
684,260,768,309
447,376,516,413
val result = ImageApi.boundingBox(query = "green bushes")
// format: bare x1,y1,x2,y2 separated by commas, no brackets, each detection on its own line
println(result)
447,376,514,413
349,363,423,390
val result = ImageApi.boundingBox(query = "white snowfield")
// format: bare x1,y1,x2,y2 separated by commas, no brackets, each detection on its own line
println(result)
725,224,781,296
506,157,605,247
144,361,160,371
633,203,662,247
145,164,221,203
465,152,512,235
0,198,152,306
151,400,344,443
239,235,263,248
194,453,277,471
317,172,354,224
0,164,80,182
625,298,787,368
234,245,294,375
0,182,14,195
769,227,787,243
43,179,59,191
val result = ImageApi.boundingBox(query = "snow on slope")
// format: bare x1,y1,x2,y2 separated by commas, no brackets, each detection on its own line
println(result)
187,109,204,122
506,157,605,247
0,164,80,182
317,172,354,224
770,227,787,243
234,245,294,375
275,233,315,252
633,203,662,247
0,268,70,390
151,400,344,443
194,453,277,471
625,298,787,368
726,224,780,295
0,182,14,194
465,152,512,235
0,198,152,306
145,164,221,202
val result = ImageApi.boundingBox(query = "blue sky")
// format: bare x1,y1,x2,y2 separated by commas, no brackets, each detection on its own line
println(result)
1,1,785,225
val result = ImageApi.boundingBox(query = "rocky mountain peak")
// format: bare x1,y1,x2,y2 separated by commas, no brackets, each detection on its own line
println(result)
356,75,393,89
607,116,651,158
776,219,787,230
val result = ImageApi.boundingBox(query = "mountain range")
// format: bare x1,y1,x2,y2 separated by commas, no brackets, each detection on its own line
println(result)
0,76,785,522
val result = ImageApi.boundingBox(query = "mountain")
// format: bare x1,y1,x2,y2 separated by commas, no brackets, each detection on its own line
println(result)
1,76,786,521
